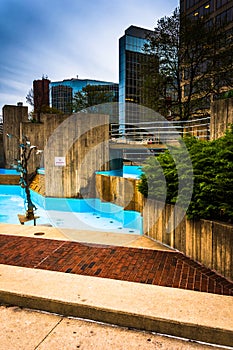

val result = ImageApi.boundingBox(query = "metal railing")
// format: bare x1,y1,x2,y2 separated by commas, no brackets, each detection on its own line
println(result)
110,116,210,143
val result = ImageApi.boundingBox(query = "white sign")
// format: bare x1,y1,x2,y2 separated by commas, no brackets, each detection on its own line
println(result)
55,157,66,166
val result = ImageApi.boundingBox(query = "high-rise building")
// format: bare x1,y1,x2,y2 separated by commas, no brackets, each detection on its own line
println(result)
180,0,233,21
50,77,119,114
51,85,73,114
119,25,155,132
180,0,233,104
33,78,50,113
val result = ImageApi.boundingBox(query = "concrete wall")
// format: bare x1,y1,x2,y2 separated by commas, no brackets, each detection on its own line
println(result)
0,175,20,185
2,106,69,173
25,113,110,197
3,104,29,168
96,174,233,281
2,108,110,197
20,122,45,173
44,113,110,198
95,174,144,212
210,97,233,139
29,174,45,196
144,199,233,281
0,134,4,167
22,114,69,173
183,120,209,140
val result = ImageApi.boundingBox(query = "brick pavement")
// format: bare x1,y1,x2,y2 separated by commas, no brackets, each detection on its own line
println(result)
0,234,232,296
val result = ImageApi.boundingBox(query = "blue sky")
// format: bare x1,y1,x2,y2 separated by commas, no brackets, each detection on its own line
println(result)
0,0,179,113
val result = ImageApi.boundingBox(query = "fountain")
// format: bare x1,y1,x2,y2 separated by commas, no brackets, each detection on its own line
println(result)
7,133,42,225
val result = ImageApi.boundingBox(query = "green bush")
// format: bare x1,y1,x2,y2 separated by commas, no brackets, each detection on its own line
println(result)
138,126,233,222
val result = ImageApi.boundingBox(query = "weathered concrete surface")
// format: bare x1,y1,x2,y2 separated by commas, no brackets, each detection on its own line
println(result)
0,174,20,184
0,223,170,250
3,104,29,169
0,264,232,348
210,97,233,139
0,305,224,350
144,199,233,281
44,113,110,198
0,134,4,167
96,173,144,212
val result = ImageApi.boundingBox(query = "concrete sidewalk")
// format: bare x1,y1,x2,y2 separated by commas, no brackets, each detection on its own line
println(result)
0,224,232,348
0,264,232,348
0,222,171,249
0,305,226,350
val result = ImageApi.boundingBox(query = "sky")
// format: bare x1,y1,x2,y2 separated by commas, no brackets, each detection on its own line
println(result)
0,0,179,114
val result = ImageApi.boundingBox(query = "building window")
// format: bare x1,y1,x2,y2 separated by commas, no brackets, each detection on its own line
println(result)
216,0,232,10
186,0,205,10
191,1,214,18
216,7,233,25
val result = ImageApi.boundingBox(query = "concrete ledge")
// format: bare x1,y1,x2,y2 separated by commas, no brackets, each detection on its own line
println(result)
0,264,232,348
0,174,20,185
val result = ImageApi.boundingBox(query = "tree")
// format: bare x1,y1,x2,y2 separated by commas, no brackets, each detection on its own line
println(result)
143,8,233,120
73,84,117,112
26,88,34,107
138,126,233,222
26,88,62,121
139,54,163,114
138,139,193,209
188,127,233,221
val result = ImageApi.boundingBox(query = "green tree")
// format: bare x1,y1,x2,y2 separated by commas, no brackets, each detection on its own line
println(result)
189,127,233,221
143,8,233,120
138,127,233,222
26,84,62,122
138,138,193,209
138,151,177,203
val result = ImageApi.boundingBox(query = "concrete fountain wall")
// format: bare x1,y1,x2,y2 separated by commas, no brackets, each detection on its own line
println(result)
2,105,110,198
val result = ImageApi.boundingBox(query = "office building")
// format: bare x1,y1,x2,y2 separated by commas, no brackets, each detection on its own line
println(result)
51,85,73,114
50,77,119,115
180,0,233,105
180,0,233,21
119,25,157,132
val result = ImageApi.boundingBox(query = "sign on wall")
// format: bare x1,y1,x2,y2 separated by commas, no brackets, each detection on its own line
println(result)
55,157,66,166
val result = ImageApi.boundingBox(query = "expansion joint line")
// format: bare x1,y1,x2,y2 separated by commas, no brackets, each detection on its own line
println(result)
34,316,64,349
33,241,67,269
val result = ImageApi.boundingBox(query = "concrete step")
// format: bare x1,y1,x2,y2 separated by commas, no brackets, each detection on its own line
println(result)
0,264,232,348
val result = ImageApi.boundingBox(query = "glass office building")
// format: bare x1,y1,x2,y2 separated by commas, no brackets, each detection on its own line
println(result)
119,26,155,134
50,78,119,115
51,85,73,114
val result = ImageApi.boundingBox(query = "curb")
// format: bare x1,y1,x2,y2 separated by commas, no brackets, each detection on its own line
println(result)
0,265,232,348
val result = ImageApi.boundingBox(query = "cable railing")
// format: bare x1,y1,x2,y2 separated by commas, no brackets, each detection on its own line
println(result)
110,116,210,143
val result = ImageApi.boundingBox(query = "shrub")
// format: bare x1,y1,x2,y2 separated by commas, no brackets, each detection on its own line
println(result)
138,126,233,222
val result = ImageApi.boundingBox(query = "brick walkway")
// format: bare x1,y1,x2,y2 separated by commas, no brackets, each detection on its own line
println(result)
0,234,232,296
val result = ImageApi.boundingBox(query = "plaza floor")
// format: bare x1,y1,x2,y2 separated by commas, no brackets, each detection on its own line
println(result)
0,233,232,296
0,224,232,348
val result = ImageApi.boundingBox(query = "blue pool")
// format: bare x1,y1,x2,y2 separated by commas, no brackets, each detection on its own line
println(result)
0,185,142,234
0,168,20,175
38,166,142,179
96,165,143,179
